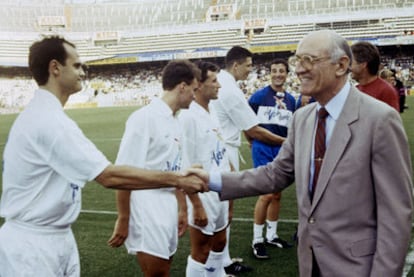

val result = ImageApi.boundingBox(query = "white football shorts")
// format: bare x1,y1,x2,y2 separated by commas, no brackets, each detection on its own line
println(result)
0,220,80,277
125,188,178,260
187,191,229,235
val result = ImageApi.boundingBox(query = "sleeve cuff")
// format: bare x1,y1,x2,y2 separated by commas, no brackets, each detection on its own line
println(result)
209,170,222,192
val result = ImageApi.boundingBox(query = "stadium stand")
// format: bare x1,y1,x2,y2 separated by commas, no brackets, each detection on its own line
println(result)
0,0,413,113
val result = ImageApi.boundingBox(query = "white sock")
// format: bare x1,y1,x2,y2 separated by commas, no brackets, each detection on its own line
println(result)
222,227,232,267
252,223,265,244
186,255,205,277
266,220,278,241
205,251,224,277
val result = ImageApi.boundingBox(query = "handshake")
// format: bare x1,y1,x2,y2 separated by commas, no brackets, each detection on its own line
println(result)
177,167,210,194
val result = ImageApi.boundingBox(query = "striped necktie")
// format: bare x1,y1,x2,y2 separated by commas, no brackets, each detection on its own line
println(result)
311,107,329,201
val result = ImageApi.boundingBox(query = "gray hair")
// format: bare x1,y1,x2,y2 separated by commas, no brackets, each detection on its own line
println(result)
311,29,353,72
324,30,353,67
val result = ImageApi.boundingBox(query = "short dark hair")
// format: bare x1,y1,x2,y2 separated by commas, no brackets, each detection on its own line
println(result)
194,60,219,83
29,36,76,86
351,41,380,75
162,60,201,90
225,46,252,68
270,58,289,73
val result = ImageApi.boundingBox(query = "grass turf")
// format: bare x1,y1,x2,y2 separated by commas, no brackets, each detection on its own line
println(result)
0,96,413,276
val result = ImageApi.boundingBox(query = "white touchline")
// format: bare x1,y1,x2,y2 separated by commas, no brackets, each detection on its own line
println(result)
80,209,300,223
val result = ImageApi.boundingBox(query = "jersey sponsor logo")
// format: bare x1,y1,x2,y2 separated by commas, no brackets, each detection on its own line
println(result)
211,141,226,167
257,106,293,127
166,158,182,171
165,137,183,171
165,152,182,171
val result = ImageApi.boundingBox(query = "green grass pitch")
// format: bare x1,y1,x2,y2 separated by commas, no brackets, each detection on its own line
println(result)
1,97,413,276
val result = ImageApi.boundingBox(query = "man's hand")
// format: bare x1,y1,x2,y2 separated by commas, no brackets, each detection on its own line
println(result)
178,167,209,193
185,168,209,185
107,217,129,248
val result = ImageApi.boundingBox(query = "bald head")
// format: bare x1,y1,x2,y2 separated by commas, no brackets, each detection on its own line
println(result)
299,30,352,66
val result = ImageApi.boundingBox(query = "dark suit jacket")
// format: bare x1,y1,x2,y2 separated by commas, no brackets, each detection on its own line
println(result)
220,86,413,277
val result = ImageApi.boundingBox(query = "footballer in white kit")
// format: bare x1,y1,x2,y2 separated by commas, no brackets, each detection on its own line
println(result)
110,59,200,277
0,89,110,276
116,98,186,259
211,69,259,171
206,47,282,275
180,101,230,235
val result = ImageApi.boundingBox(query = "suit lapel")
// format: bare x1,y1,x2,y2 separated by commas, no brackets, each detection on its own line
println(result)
310,87,360,211
295,104,317,209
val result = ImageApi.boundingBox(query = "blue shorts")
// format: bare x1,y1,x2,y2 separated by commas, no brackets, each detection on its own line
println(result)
251,142,281,167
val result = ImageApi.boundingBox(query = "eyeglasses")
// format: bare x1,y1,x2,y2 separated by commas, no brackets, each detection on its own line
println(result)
289,55,331,70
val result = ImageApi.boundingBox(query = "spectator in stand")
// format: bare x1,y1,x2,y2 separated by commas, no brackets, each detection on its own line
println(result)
379,68,395,85
379,68,407,113
392,69,407,113
350,41,399,111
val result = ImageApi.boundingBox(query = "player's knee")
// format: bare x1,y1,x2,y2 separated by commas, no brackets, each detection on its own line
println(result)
211,237,226,252
192,246,210,263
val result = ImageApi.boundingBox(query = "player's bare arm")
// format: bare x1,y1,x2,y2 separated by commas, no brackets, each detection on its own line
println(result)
188,193,208,227
243,130,254,147
245,125,285,146
95,164,207,193
108,190,131,248
176,189,188,237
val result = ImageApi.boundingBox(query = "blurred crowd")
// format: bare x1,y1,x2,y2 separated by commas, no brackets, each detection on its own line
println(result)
1,59,413,114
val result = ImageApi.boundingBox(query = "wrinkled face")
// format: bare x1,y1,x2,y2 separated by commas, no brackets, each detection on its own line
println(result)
58,43,85,95
270,63,288,89
234,57,253,81
200,70,221,100
294,35,338,98
179,78,198,109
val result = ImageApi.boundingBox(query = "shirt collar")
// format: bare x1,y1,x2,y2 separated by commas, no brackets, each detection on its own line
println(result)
317,81,350,121
220,70,236,83
35,89,63,110
152,97,174,117
191,101,209,115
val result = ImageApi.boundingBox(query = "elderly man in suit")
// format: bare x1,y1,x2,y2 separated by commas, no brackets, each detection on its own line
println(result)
190,29,413,277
